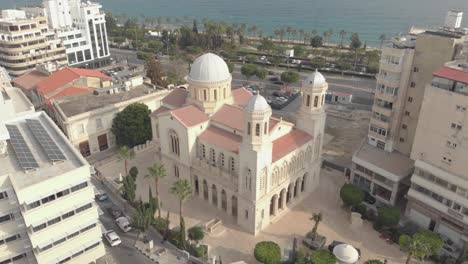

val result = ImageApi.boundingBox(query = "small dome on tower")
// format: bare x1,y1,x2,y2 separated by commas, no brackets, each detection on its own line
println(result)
304,69,326,87
333,244,359,264
245,93,270,113
188,53,231,82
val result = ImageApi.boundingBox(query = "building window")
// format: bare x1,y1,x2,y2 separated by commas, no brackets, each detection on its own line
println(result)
229,157,235,173
313,96,318,107
219,153,225,167
399,137,405,142
210,148,216,165
214,90,217,100
203,90,207,101
408,97,413,102
247,122,251,135
0,191,8,200
174,165,179,178
413,67,419,72
376,140,385,149
169,130,180,156
95,118,102,129
456,105,466,112
264,122,268,135
0,213,14,223
201,144,206,159
442,156,452,164
402,124,407,130
306,95,311,107
410,82,415,87
405,111,410,116
245,210,249,219
255,123,260,136
446,141,457,148
451,123,462,130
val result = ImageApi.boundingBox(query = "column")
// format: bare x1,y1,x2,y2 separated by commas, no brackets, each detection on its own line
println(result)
272,196,278,216
217,189,223,210
226,192,232,216
281,190,287,209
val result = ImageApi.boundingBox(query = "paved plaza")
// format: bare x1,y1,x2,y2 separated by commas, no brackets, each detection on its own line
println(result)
97,148,409,263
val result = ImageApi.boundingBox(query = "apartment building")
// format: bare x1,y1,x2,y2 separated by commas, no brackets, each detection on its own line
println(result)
351,11,468,206
0,72,105,263
406,59,468,246
44,0,110,68
0,9,67,76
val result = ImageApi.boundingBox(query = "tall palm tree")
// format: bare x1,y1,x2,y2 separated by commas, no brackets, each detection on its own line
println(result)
118,146,135,176
291,28,297,42
279,28,286,43
145,163,167,218
339,30,347,48
310,212,323,240
132,203,153,245
171,179,192,249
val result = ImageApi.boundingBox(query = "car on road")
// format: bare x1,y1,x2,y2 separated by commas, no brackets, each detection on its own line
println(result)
95,193,108,202
106,207,123,219
104,230,122,247
116,217,132,232
328,241,361,258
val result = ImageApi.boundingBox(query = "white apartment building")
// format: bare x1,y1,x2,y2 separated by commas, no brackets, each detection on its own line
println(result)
351,11,468,206
44,0,110,68
406,59,468,246
0,68,105,263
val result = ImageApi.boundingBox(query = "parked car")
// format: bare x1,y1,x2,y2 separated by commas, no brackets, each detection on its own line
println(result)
95,193,108,201
269,77,280,82
104,230,121,247
116,217,132,232
364,191,376,205
272,81,284,86
106,207,123,219
328,241,361,258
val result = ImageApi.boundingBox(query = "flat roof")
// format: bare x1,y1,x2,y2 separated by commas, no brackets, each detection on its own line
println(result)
353,142,414,181
55,83,161,117
2,85,34,113
0,112,85,190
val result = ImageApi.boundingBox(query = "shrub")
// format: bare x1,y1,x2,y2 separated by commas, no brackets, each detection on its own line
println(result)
355,204,367,216
254,241,281,264
310,249,336,264
188,244,207,257
153,217,168,232
365,209,377,222
136,51,152,61
129,166,138,180
377,207,401,228
339,184,364,208
188,226,204,243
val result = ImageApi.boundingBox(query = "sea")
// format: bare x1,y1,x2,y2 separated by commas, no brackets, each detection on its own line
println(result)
2,0,468,46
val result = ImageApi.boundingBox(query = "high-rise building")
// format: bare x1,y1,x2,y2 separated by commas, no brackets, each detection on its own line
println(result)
44,0,110,68
351,12,468,206
406,58,468,246
0,67,105,263
0,9,67,76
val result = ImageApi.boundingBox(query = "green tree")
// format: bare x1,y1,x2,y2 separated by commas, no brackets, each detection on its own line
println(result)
339,30,347,48
147,187,158,217
129,166,138,180
145,163,167,218
293,45,306,58
258,38,276,52
170,179,193,250
377,207,401,228
146,56,168,87
310,212,323,240
269,56,282,68
364,260,384,264
112,103,152,148
188,226,204,244
117,146,135,176
132,203,153,244
241,64,258,81
226,61,235,73
310,36,323,47
339,183,364,208
120,175,136,203
280,71,299,88
399,231,444,264
255,68,267,84
105,12,118,34
254,241,281,264
311,249,336,264
350,33,362,50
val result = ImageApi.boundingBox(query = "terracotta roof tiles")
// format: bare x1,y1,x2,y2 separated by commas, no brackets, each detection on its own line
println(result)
433,66,468,84
211,104,245,131
171,105,209,127
163,88,188,108
150,106,170,117
232,87,252,106
272,129,312,162
13,70,48,90
198,125,242,153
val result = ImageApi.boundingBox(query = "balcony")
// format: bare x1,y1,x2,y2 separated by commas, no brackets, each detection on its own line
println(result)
377,75,400,88
192,158,238,191
374,90,397,102
368,129,388,141
370,117,390,130
372,104,392,117
380,59,402,73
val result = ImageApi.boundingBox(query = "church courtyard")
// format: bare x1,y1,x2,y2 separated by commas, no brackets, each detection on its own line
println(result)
97,147,408,263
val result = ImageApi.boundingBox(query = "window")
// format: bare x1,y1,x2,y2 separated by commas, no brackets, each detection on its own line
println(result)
47,217,60,226
62,210,75,219
413,67,419,72
71,182,88,192
27,201,40,209
169,130,180,156
245,210,249,219
313,96,318,107
402,124,407,130
442,156,452,164
456,105,466,112
410,82,415,87
210,149,215,165
41,194,56,204
76,203,92,213
446,141,457,148
229,157,235,173
56,189,70,198
203,90,207,101
201,144,206,158
33,223,47,232
174,165,179,178
306,95,311,107
255,123,260,136
0,191,8,200
95,118,102,129
214,90,217,100
247,122,251,135
408,97,413,102
451,123,462,130
264,122,267,135
376,140,385,149
405,111,410,116
67,231,79,239
0,213,13,223
399,137,405,142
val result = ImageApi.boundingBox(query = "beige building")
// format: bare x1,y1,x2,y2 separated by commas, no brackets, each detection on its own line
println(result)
352,12,468,206
150,53,327,235
0,73,105,263
52,71,169,158
406,60,468,246
0,9,67,76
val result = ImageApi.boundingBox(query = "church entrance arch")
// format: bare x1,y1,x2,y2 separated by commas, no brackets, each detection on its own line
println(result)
221,190,227,211
211,184,218,206
231,195,238,217
194,175,199,195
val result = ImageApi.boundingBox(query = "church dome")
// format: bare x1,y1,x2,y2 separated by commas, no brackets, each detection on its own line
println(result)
304,69,326,87
188,53,231,82
333,244,359,264
245,94,270,113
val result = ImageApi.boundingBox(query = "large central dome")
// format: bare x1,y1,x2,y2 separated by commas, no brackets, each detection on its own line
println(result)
188,53,231,82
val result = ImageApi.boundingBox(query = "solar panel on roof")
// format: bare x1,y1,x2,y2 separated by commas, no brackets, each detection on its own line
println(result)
26,119,66,163
6,125,40,171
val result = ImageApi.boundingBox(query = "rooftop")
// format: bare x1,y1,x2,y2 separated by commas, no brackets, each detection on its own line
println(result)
232,87,252,106
54,83,161,117
163,88,188,108
353,142,414,181
13,70,48,91
272,129,313,162
211,104,245,132
170,105,210,127
0,112,85,190
198,125,242,153
1,85,35,114
433,65,468,84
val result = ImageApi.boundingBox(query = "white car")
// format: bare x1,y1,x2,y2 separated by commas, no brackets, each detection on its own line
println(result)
104,230,121,247
116,217,132,232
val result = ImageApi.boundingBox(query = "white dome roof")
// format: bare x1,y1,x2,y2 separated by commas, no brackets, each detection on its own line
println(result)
333,244,359,264
245,94,270,113
188,53,231,82
304,69,326,87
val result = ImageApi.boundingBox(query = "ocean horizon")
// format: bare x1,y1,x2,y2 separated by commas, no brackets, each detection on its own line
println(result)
2,0,468,46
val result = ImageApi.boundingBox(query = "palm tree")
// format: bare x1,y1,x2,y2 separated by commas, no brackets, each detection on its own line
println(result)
379,34,387,50
339,30,347,48
298,29,304,43
286,26,293,43
145,163,167,218
132,203,153,245
170,179,192,249
291,28,297,42
118,146,135,176
310,212,323,240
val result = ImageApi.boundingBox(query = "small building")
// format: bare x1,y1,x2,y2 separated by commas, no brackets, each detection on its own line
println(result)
326,91,353,104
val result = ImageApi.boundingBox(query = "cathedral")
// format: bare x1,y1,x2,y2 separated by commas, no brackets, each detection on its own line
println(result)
150,53,327,235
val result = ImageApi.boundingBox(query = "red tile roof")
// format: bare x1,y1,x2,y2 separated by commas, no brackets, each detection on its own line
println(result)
150,106,170,117
211,104,245,131
269,117,281,132
13,70,48,90
433,66,468,84
171,105,209,127
272,129,313,162
36,67,110,95
232,87,252,106
163,88,188,108
198,126,242,153
45,86,94,107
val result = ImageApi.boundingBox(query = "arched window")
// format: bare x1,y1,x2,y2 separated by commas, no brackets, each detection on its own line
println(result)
321,94,325,106
169,130,180,156
306,95,311,107
223,88,226,99
314,96,319,107
255,123,260,136
247,122,251,135
203,89,207,101
264,122,268,135
210,148,216,165
201,144,206,159
214,90,217,100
